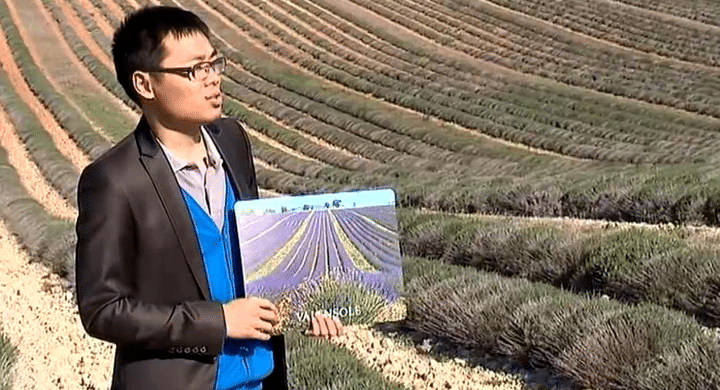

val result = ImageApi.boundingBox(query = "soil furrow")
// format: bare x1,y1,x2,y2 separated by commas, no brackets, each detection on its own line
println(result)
183,0,477,167
253,157,285,172
175,0,383,165
0,107,76,220
125,0,142,9
312,0,719,122
99,0,126,20
245,126,320,163
188,0,584,162
417,207,720,241
229,98,374,164
9,0,137,141
258,188,283,198
330,325,523,389
53,0,114,69
0,9,90,170
76,0,116,37
0,220,114,390
255,0,585,162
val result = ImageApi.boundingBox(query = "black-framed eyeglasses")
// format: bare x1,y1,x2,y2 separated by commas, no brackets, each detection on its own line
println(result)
145,57,226,82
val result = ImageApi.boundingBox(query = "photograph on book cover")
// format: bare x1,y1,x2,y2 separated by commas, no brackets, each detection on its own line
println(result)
234,188,405,333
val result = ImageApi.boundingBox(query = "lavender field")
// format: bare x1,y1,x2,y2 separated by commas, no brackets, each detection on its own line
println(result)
237,204,403,326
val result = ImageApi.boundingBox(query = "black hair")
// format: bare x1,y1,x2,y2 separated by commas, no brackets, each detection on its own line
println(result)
111,6,211,105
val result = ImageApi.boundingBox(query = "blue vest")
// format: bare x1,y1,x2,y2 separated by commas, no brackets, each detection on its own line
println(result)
179,173,274,390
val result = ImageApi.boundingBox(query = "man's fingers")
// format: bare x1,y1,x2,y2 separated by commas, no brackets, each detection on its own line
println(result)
251,328,271,341
324,316,338,337
315,312,329,338
258,307,279,325
310,313,321,337
333,316,343,336
252,297,279,315
254,319,274,335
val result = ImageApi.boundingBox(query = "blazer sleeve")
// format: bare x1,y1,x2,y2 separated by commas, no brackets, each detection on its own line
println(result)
75,161,226,357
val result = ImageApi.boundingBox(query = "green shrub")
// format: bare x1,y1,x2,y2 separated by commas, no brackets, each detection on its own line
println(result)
401,255,467,286
0,329,17,390
497,294,591,367
0,147,75,279
630,246,720,324
284,329,408,390
405,271,509,349
285,274,389,329
556,304,708,390
686,275,720,327
638,335,720,389
405,271,559,351
572,228,685,295
461,225,580,285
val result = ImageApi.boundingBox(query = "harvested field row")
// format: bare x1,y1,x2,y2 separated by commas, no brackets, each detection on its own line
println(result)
35,0,720,229
403,256,720,389
232,0,720,151
399,207,720,327
209,0,705,164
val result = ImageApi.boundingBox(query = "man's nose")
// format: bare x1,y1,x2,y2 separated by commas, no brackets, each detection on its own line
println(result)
206,68,221,85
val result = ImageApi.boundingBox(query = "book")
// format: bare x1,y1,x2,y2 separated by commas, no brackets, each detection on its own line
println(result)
234,189,405,388
234,188,405,332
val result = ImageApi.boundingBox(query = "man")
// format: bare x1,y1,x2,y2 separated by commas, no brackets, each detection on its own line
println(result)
75,6,341,390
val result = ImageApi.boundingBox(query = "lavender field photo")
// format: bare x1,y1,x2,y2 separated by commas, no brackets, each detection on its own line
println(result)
235,189,404,331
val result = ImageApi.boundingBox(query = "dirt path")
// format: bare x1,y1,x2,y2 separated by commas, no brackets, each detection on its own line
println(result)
0,11,90,170
0,108,76,220
124,0,142,9
253,157,285,172
245,126,321,163
331,325,523,389
0,220,115,390
258,188,283,198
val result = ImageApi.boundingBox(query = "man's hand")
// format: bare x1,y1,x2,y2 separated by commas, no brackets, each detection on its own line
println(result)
306,312,343,338
222,297,279,340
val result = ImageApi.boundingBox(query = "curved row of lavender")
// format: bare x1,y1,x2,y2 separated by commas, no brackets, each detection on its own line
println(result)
351,206,398,231
236,211,310,274
242,207,403,304
331,207,402,276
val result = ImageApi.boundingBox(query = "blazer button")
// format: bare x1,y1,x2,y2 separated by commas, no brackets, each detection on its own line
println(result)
184,347,191,354
168,348,175,354
200,346,207,353
192,347,199,354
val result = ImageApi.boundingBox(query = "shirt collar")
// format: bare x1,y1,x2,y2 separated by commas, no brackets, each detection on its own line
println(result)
156,125,224,173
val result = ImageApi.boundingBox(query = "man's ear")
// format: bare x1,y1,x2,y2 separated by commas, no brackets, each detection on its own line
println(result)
132,71,155,101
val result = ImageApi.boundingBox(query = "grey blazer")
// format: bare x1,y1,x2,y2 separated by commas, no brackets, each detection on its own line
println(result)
75,116,284,389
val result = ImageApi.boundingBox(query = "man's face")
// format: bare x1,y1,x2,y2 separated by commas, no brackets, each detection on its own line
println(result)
150,32,223,127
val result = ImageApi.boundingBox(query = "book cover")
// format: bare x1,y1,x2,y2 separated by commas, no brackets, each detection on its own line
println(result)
234,188,405,332
234,189,405,388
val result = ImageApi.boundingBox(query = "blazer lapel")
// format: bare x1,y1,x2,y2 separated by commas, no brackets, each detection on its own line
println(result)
134,117,211,300
204,120,253,200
